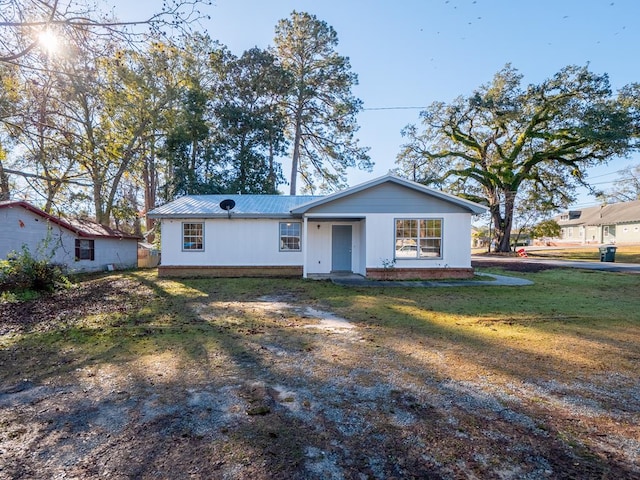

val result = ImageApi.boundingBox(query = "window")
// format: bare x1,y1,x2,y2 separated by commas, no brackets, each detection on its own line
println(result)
75,239,95,261
280,222,301,251
603,226,610,238
395,219,442,259
183,223,204,251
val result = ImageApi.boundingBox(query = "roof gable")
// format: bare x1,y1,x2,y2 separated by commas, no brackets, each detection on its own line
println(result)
292,175,487,215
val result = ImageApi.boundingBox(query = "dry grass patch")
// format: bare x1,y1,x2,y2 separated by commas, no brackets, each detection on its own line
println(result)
527,244,640,263
0,269,638,479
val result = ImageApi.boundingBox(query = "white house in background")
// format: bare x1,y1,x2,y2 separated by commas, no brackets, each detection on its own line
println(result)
0,200,141,272
555,199,640,245
148,175,487,280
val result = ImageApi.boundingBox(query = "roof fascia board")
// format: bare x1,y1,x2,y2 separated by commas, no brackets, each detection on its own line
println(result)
149,213,300,220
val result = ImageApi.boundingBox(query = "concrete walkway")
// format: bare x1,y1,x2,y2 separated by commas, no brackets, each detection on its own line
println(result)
472,255,640,274
327,273,533,288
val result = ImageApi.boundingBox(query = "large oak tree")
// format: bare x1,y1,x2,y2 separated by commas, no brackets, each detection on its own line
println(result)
397,65,637,252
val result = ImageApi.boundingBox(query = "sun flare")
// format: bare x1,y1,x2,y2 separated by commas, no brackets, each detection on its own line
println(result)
38,29,61,56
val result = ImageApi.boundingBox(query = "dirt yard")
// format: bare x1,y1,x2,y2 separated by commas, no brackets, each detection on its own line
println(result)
0,271,638,479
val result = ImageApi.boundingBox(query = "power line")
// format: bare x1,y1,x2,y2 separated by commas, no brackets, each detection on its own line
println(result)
362,106,427,111
586,169,626,180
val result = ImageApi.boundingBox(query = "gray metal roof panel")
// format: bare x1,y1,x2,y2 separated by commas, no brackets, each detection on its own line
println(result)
148,194,322,218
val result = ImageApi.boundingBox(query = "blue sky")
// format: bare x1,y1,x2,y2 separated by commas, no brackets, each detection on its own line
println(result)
112,0,640,206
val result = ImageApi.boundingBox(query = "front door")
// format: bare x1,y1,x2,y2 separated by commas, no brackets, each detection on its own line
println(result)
332,225,352,272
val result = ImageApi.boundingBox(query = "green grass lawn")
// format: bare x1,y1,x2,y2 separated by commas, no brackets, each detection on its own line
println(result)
2,267,639,392
473,244,640,263
526,244,640,263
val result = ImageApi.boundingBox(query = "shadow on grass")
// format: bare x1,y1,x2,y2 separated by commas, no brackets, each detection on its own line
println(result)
0,269,638,479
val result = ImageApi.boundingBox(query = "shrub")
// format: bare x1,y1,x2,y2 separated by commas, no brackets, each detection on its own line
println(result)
0,246,70,294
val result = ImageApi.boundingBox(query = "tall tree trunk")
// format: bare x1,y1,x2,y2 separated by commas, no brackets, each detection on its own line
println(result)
93,177,107,225
143,152,158,236
289,122,301,195
289,99,304,195
493,189,516,252
267,133,276,193
0,161,10,201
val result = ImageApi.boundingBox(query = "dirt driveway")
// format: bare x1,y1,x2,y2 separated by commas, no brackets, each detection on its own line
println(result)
0,274,638,479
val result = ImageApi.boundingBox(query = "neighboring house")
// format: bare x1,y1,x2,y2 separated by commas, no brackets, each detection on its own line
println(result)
0,201,141,272
555,199,640,245
148,175,487,280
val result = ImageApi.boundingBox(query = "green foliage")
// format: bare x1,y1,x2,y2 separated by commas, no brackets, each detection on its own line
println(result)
0,246,70,294
274,11,372,194
397,64,637,252
214,47,290,194
530,219,561,239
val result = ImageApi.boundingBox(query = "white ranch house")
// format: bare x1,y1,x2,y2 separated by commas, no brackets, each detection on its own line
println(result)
0,200,140,272
148,175,487,279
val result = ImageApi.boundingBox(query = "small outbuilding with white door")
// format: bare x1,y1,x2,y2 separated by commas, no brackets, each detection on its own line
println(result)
147,175,487,279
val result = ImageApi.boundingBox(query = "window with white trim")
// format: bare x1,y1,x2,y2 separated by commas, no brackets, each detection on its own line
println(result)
280,222,301,251
395,219,442,259
182,223,204,251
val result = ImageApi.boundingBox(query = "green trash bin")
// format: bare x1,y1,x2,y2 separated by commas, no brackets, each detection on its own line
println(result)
599,245,617,262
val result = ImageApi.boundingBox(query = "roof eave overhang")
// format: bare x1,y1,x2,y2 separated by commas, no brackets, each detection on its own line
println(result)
148,213,301,220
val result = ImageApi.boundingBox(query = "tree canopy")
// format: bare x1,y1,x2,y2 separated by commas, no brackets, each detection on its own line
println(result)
397,64,638,252
273,11,372,194
0,0,210,63
0,8,373,234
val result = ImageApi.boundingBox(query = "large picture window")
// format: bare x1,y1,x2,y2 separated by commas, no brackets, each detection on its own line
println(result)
280,222,301,251
75,239,95,261
395,219,442,259
183,223,204,251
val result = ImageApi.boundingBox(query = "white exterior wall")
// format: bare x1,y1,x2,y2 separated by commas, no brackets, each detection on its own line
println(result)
160,212,473,272
616,223,640,243
160,218,303,267
305,220,365,275
363,212,473,269
0,206,138,272
561,223,640,244
91,238,138,271
302,212,472,275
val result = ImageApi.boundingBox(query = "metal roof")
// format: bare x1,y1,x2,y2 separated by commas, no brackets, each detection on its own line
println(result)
148,175,489,218
147,194,322,218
